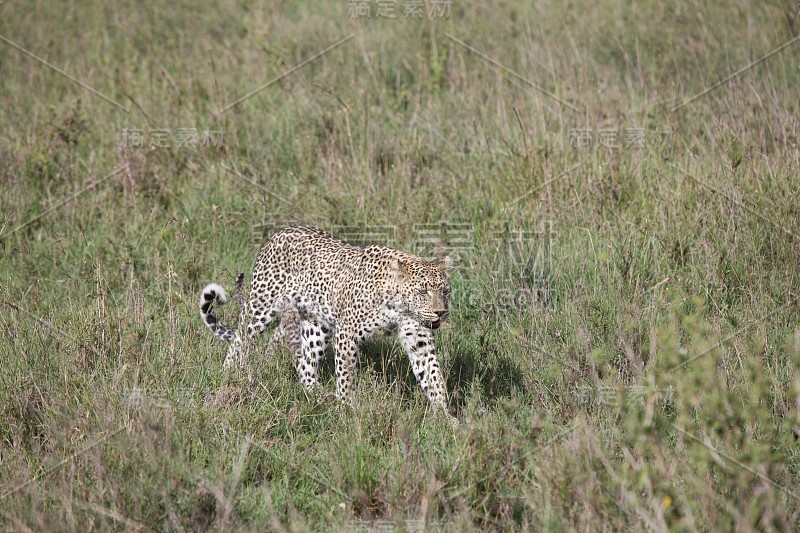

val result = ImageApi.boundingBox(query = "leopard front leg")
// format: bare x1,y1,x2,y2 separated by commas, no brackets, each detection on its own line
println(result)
333,328,358,404
397,319,449,414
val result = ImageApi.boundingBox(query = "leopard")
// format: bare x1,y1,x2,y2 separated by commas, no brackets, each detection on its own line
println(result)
199,225,453,414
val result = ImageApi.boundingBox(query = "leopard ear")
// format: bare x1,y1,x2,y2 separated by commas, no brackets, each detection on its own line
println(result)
394,258,411,278
438,255,452,273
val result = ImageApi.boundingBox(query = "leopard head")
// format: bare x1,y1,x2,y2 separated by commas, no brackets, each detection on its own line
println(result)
394,255,451,329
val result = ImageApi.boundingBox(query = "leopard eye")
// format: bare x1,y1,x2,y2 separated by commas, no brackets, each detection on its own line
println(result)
417,288,428,296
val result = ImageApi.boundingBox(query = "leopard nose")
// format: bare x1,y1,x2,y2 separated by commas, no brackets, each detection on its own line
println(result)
435,309,447,317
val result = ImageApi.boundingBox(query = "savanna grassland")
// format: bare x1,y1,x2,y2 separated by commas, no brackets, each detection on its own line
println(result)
1,0,800,530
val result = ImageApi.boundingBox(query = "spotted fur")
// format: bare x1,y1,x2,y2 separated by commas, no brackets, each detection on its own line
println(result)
199,225,452,413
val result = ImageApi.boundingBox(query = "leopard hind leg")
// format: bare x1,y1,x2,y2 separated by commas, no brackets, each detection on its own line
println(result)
222,282,293,369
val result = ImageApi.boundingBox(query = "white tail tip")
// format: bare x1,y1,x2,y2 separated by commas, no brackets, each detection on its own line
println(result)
201,283,227,307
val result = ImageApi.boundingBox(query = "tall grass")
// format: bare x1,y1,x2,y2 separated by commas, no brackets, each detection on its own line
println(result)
1,0,799,529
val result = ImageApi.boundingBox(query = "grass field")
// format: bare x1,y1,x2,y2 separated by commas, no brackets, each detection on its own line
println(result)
2,0,800,530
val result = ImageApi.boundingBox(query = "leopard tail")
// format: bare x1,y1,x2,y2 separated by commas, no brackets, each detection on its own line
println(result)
199,281,238,342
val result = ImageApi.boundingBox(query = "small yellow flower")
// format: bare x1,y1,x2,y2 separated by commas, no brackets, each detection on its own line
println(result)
661,496,673,509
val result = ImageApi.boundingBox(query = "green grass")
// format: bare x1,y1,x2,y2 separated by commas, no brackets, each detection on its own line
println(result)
1,0,800,529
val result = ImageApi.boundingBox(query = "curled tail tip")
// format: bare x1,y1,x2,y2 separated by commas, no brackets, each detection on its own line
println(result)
200,283,227,308
234,272,245,295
